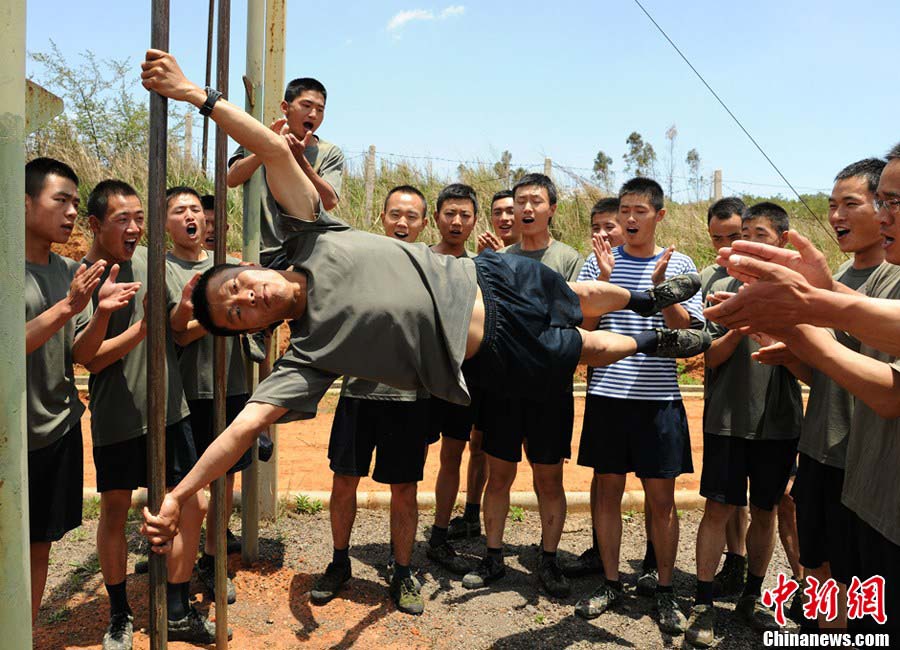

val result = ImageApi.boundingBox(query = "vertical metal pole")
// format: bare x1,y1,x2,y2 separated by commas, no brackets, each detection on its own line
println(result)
200,0,214,173
363,145,376,223
0,3,32,647
147,2,170,648
240,0,265,563
211,1,231,646
259,0,285,521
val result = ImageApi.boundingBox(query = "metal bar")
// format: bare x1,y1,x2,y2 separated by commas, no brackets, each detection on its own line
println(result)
259,0,286,521
147,1,170,647
211,0,231,646
240,0,266,564
0,2,33,646
201,0,214,173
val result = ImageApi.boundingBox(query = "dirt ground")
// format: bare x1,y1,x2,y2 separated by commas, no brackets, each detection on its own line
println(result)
77,393,707,496
34,509,797,650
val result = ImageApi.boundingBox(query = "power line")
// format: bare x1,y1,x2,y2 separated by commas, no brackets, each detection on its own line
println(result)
631,0,838,245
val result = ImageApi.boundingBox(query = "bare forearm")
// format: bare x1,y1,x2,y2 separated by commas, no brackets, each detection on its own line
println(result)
226,153,263,187
170,402,286,505
173,320,206,347
808,290,900,356
72,309,112,365
705,329,743,368
661,304,691,329
85,321,145,373
26,299,77,354
298,159,338,211
785,360,813,385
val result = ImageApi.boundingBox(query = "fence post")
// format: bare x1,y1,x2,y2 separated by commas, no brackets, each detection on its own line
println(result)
184,111,193,166
201,0,214,174
364,144,376,222
544,157,552,179
713,169,722,201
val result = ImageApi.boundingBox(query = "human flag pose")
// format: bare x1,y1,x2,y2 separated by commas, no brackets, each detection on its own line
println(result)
138,50,710,548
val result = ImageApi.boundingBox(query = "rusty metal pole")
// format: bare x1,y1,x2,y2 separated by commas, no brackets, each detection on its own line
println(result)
211,0,231,646
239,0,265,563
200,0,214,173
0,2,32,646
147,1,170,648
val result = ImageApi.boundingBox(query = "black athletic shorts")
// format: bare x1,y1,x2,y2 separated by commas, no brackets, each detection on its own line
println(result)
29,424,83,543
188,395,253,474
429,394,477,443
462,250,583,400
845,512,900,635
700,433,797,510
93,417,198,492
480,388,574,465
579,395,692,478
328,396,430,484
791,452,853,583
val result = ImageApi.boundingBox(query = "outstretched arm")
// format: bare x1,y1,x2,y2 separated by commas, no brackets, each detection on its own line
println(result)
141,50,318,222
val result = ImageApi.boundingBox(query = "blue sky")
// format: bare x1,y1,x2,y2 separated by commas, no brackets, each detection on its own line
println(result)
25,0,899,201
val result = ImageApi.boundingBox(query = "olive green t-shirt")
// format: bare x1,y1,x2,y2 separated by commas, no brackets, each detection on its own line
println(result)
703,275,803,440
79,247,191,446
500,240,584,281
165,252,248,400
25,253,93,451
700,264,729,301
229,137,344,264
842,262,900,545
799,261,880,467
249,211,478,421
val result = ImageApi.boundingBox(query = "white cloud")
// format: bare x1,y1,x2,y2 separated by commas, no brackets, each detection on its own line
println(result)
386,5,465,34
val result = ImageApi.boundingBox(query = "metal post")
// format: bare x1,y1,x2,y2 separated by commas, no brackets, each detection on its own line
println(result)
147,2,170,648
713,169,723,201
211,2,231,645
258,0,286,521
201,0,214,173
364,145,376,223
240,0,265,563
184,111,193,166
0,3,32,647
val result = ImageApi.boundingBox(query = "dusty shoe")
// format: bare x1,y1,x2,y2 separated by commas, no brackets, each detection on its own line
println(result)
575,582,621,619
426,541,472,575
736,594,780,632
447,515,481,540
713,556,746,596
389,574,425,615
310,562,351,604
656,591,687,634
636,568,659,597
225,528,242,554
685,603,716,647
102,612,134,650
167,605,229,643
561,547,604,578
538,556,571,598
653,329,712,358
636,272,702,316
197,557,237,604
462,554,506,589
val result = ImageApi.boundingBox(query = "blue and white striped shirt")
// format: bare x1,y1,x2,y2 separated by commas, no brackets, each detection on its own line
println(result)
578,246,704,401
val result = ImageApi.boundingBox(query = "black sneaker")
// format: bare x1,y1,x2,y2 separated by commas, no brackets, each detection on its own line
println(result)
656,591,687,634
636,568,659,597
389,574,425,615
197,558,237,604
462,554,506,589
652,329,712,358
226,528,242,554
241,331,268,364
447,515,482,540
685,603,716,647
426,541,472,575
634,272,702,317
167,605,230,643
538,556,571,598
310,562,351,604
713,557,746,597
574,582,621,619
561,547,604,578
102,612,134,650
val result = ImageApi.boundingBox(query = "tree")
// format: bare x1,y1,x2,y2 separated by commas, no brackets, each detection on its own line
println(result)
686,148,703,202
592,150,614,192
493,150,513,188
622,131,657,179
665,124,678,197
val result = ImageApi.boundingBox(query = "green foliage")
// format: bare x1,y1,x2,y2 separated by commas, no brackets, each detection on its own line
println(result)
592,150,614,191
82,496,101,520
295,494,324,515
623,132,657,178
534,613,546,625
622,509,637,522
508,506,525,522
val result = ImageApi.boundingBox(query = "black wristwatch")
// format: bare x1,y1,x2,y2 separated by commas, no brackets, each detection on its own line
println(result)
199,87,223,116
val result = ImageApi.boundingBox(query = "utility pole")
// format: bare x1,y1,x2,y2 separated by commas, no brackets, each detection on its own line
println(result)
713,169,723,201
364,145,376,222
